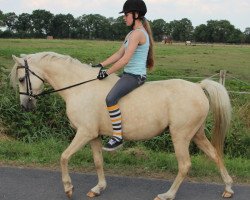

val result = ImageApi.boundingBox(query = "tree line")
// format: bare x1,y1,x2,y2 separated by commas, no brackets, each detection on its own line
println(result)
1,9,250,43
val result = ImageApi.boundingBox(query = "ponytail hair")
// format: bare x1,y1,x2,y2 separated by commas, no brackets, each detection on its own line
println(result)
143,18,154,70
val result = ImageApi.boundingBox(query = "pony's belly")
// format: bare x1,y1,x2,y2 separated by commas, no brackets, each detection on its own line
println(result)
123,123,167,141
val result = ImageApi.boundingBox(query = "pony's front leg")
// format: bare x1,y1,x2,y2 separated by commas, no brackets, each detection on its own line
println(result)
87,137,107,197
61,128,95,198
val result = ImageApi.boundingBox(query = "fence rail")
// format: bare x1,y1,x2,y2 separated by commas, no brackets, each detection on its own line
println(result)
218,70,250,94
228,91,250,94
149,70,250,95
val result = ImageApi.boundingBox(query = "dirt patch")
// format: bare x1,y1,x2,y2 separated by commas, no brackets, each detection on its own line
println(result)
0,126,12,140
0,133,12,141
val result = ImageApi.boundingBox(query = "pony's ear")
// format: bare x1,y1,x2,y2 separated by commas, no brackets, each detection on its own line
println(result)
12,55,25,66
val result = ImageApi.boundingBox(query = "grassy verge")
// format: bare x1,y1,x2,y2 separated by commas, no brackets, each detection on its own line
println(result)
0,138,249,184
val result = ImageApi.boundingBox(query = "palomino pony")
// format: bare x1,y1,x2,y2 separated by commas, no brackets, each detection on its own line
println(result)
11,52,234,200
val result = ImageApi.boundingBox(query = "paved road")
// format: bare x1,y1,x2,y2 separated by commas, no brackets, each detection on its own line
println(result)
0,167,249,200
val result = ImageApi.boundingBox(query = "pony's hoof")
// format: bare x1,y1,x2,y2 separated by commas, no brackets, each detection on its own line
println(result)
66,190,73,198
222,191,233,198
66,187,74,199
154,195,174,200
87,190,100,198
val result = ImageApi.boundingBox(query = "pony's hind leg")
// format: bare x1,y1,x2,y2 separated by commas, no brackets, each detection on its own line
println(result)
60,128,97,198
87,137,107,197
155,132,192,200
193,125,234,198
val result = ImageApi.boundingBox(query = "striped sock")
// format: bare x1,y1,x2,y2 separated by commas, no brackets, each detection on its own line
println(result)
107,104,123,140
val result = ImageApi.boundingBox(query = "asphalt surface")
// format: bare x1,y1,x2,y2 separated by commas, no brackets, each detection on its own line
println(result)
0,167,249,200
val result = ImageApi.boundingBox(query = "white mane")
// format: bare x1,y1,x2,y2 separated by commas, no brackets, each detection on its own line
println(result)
27,52,83,66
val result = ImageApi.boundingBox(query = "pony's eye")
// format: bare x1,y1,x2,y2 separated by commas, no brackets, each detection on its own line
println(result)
19,77,25,83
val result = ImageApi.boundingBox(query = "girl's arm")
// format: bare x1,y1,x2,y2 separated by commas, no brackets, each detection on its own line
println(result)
101,45,125,67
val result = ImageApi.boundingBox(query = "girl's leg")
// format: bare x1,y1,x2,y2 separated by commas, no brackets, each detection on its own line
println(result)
103,73,145,151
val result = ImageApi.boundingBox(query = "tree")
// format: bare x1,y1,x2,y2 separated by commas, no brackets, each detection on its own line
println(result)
194,24,208,42
206,20,237,43
170,18,193,41
15,13,32,38
50,14,75,38
64,14,77,38
76,14,111,40
169,20,179,40
244,27,250,43
109,16,129,40
3,12,17,31
31,9,54,37
91,14,112,39
0,9,246,42
218,20,235,43
179,18,193,41
151,19,167,41
227,28,244,43
0,10,4,27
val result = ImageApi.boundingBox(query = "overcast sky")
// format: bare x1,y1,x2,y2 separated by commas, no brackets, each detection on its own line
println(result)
1,0,249,31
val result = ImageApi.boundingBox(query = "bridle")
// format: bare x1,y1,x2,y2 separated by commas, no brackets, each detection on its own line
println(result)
17,59,45,99
17,59,98,99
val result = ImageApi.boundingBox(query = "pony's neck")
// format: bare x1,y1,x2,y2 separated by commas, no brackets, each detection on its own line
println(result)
41,60,98,100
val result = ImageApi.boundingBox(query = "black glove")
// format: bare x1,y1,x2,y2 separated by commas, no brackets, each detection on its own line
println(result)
97,67,109,80
92,63,103,68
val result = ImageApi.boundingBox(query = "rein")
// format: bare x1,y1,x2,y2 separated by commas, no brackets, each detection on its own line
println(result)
17,59,98,99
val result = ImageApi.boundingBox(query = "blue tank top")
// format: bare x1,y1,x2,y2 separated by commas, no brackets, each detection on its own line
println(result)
123,28,149,75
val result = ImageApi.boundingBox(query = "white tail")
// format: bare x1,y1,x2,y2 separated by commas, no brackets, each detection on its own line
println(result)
200,79,232,157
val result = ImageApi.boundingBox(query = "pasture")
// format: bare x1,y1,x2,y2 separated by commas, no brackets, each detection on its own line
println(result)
0,39,249,183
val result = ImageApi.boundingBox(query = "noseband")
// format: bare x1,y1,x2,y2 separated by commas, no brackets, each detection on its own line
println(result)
17,59,98,99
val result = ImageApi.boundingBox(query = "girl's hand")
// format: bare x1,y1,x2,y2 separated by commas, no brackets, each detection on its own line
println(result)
97,68,109,80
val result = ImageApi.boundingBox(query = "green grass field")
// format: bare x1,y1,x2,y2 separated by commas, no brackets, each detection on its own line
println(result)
1,39,249,91
0,39,249,184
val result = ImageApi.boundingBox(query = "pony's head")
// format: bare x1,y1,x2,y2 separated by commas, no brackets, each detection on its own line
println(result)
11,54,45,111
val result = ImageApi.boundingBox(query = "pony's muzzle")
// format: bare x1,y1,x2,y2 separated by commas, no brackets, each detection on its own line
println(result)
21,104,34,112
21,97,36,112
